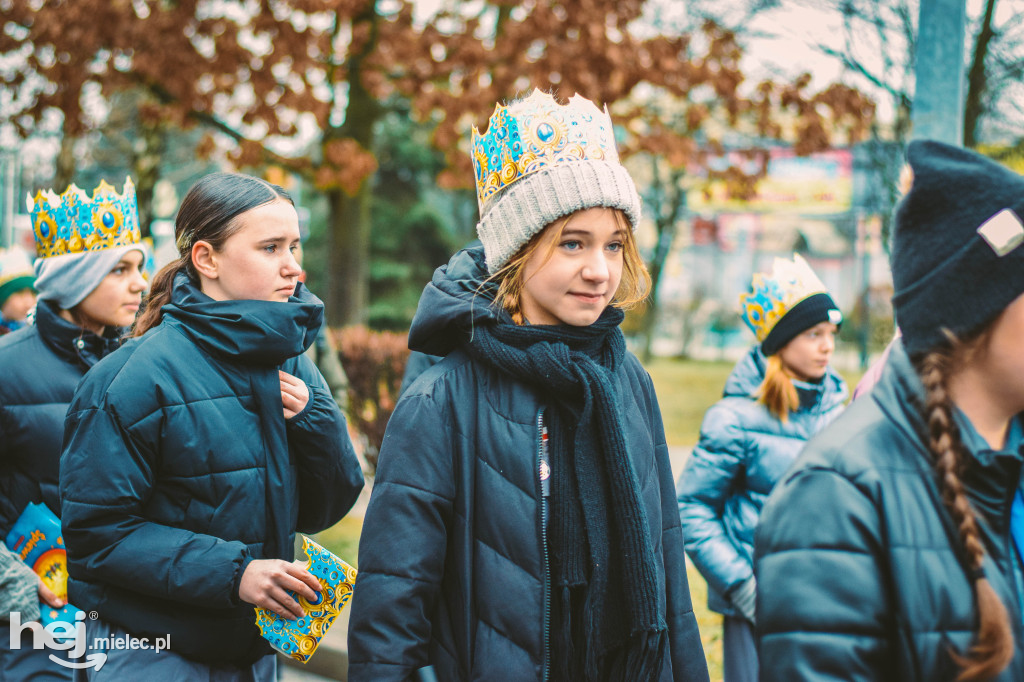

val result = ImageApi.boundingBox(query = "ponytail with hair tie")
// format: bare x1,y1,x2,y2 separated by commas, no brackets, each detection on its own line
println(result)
133,257,189,337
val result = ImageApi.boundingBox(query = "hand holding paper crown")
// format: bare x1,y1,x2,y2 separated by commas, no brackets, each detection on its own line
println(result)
254,536,357,663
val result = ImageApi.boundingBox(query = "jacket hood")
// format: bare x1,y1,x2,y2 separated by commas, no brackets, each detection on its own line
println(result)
408,244,505,356
724,344,848,413
160,272,323,366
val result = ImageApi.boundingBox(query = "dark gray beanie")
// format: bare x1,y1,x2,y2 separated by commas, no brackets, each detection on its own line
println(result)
892,140,1024,356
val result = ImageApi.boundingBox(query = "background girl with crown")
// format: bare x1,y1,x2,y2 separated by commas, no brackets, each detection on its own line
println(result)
58,172,364,679
755,141,1024,681
676,253,847,682
347,90,709,682
0,177,148,680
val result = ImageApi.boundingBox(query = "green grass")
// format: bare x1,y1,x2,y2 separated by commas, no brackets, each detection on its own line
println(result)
645,358,735,447
319,357,867,681
313,515,363,567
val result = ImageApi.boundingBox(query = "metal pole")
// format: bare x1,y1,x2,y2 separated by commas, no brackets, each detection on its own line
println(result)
911,0,968,145
1,151,15,249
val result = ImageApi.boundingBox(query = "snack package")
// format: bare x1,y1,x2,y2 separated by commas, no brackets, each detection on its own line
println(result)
4,502,84,627
254,535,357,662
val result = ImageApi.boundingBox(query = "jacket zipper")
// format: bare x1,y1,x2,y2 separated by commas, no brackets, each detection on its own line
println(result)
536,407,550,682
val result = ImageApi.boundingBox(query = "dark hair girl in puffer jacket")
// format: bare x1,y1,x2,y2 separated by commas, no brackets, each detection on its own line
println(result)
59,173,364,680
1,177,147,681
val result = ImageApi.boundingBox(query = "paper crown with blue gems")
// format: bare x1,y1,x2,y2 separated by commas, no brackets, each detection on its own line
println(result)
470,89,641,273
26,177,142,259
739,254,841,348
471,89,621,210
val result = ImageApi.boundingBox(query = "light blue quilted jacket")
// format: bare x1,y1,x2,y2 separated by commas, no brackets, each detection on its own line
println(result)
676,345,847,615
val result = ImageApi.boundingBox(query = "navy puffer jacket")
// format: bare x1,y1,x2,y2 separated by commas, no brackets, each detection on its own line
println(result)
756,343,1024,681
347,246,709,682
676,346,847,616
0,300,122,536
60,274,364,665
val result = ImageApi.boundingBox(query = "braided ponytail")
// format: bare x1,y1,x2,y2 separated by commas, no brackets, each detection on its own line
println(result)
917,343,1014,681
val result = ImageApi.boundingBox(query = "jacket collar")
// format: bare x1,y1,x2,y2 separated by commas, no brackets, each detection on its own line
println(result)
34,299,123,370
160,273,324,366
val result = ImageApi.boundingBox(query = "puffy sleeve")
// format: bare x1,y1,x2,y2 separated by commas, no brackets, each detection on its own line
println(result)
755,465,891,681
284,353,364,533
347,389,455,682
675,402,752,596
61,401,250,609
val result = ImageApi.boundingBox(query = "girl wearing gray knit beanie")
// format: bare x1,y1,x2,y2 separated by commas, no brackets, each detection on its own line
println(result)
0,177,146,681
756,140,1024,681
349,90,709,682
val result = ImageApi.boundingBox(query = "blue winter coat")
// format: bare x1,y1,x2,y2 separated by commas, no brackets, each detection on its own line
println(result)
676,346,847,616
347,245,709,682
755,342,1024,681
0,300,122,536
59,274,364,666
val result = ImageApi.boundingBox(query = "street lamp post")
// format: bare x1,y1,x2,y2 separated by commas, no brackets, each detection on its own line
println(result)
1,150,18,250
911,0,968,145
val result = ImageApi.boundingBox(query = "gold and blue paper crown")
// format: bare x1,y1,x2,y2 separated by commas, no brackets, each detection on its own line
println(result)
471,89,620,211
26,178,141,259
254,536,356,663
739,254,830,341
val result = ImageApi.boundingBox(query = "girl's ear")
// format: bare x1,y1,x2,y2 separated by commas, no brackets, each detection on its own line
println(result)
191,240,219,280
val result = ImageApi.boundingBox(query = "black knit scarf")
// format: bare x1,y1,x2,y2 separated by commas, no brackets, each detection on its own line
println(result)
463,307,667,682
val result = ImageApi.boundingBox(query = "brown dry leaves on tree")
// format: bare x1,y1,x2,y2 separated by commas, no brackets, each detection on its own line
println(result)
2,0,381,190
3,0,874,324
382,5,875,194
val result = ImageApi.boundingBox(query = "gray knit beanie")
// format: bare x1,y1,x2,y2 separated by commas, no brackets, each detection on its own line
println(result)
34,243,147,310
472,90,642,273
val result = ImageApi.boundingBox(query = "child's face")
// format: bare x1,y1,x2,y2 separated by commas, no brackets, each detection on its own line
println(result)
1,288,36,322
777,321,838,382
975,291,1024,413
519,207,624,327
198,200,302,303
74,250,147,330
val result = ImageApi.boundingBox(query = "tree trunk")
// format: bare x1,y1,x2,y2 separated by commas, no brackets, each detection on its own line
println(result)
641,168,686,363
323,6,381,327
132,122,164,239
54,134,76,190
963,0,997,147
326,185,372,326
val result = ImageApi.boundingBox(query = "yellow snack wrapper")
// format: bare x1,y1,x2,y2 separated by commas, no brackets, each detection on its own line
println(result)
254,536,357,663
